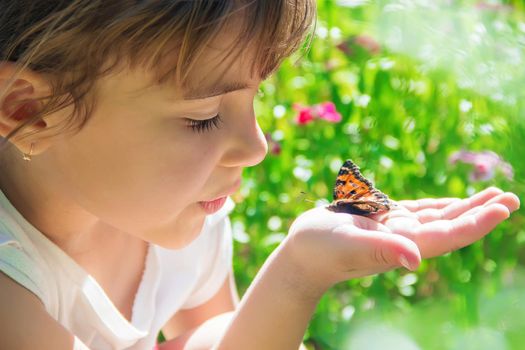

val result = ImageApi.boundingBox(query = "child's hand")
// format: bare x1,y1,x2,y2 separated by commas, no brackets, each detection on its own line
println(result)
285,187,520,294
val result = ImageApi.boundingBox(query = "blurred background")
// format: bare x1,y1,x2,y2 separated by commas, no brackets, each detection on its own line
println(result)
230,0,525,349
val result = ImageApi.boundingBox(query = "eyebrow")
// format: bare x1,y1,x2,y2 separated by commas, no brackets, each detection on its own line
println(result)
182,81,252,100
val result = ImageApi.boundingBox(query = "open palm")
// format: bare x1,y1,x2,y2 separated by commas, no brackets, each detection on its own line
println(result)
370,186,520,260
287,186,520,284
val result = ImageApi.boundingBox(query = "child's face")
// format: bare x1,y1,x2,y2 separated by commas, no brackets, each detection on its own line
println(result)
32,33,268,249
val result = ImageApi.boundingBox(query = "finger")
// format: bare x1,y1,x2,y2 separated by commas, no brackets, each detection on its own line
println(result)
382,215,421,236
413,203,510,258
399,186,504,213
416,187,505,223
374,205,419,223
501,192,520,212
458,192,521,218
335,224,422,271
346,264,399,279
352,215,392,232
397,197,461,212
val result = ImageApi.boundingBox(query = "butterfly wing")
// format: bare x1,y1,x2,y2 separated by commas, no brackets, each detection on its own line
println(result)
333,160,376,201
331,159,393,215
332,198,391,215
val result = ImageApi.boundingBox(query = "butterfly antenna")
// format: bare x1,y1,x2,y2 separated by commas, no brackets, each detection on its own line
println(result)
299,191,330,206
298,191,317,204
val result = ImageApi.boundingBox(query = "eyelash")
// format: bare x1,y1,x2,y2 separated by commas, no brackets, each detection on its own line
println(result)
186,114,223,133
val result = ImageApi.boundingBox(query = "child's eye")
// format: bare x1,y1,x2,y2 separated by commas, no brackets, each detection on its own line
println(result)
186,114,223,133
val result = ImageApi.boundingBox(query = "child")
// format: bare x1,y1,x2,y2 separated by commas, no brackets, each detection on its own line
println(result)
0,1,519,349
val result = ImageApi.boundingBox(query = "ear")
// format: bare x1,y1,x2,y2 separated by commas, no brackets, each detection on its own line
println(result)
0,61,54,157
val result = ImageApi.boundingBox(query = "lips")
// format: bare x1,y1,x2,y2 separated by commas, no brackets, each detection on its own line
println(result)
198,197,228,214
198,178,241,214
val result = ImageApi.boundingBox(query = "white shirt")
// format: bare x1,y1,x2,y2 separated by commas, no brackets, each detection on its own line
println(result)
0,188,234,350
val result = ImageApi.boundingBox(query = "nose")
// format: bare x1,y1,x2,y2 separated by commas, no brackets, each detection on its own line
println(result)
219,111,268,168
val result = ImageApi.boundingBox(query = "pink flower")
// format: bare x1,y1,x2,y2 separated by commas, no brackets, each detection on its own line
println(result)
315,102,343,122
354,35,381,55
337,35,381,56
449,150,514,182
475,2,512,12
293,102,342,125
336,41,353,56
294,105,315,125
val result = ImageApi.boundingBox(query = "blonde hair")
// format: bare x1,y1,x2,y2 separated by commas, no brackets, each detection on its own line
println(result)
0,0,315,150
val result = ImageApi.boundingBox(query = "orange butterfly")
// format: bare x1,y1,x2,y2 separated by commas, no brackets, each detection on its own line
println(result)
329,159,393,215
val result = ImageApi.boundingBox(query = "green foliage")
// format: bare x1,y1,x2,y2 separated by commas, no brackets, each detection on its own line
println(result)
231,1,525,349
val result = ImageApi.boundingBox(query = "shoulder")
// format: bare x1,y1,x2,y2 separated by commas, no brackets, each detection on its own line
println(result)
0,271,79,350
0,214,51,303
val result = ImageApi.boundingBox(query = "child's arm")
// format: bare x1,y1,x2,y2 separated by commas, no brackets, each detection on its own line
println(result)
159,272,237,349
214,187,519,350
160,271,307,350
0,271,91,350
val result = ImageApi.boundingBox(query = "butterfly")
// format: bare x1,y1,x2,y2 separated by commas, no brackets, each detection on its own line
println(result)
328,159,394,216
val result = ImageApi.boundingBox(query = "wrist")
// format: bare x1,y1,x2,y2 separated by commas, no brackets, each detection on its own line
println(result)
214,237,326,349
274,236,332,303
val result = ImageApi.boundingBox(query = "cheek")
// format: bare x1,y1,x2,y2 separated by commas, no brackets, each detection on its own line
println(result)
47,119,220,235
162,129,223,190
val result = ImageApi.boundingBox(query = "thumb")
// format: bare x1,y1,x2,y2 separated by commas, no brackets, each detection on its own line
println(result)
381,233,421,271
336,225,422,272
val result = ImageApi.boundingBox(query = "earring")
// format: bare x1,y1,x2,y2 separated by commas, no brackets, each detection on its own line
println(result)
22,142,34,161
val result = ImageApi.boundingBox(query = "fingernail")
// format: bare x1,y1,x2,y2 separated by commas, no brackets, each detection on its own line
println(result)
399,255,411,270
